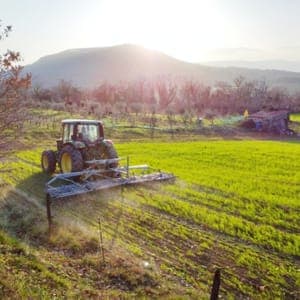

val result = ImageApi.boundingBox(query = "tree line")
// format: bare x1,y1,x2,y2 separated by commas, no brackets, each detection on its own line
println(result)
32,76,300,120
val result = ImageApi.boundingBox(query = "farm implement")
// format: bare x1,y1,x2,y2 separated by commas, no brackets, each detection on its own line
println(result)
42,119,174,200
45,157,174,199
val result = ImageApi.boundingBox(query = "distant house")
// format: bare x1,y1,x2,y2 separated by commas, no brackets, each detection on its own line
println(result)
242,110,291,134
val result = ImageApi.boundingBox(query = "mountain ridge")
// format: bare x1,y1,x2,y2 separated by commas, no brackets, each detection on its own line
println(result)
24,44,300,92
202,59,300,73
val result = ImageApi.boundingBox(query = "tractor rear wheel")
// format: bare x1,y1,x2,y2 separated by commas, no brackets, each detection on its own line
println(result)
103,144,118,168
59,145,84,173
101,144,119,177
41,150,56,174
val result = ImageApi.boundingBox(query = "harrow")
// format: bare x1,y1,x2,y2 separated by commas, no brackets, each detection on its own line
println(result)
45,157,175,200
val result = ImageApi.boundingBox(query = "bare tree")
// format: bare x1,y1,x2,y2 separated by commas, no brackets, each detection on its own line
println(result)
205,109,217,125
149,107,157,139
156,78,177,111
252,80,268,111
265,87,289,110
32,85,53,103
180,81,200,114
166,107,176,138
0,21,31,152
54,80,82,111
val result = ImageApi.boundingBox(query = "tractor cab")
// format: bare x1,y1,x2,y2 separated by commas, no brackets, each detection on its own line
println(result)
57,119,104,150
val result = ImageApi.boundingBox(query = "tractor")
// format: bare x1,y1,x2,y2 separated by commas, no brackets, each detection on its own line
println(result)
42,119,174,200
41,119,118,174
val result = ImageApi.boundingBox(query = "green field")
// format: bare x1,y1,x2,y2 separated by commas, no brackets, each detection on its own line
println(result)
0,111,299,298
291,113,300,122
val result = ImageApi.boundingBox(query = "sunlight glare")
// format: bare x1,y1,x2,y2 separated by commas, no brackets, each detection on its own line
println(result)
104,0,233,61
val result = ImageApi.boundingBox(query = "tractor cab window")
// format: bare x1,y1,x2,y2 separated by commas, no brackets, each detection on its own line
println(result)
62,124,74,143
77,124,99,143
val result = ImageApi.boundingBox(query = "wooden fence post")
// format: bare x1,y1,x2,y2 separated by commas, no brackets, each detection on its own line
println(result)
46,193,52,235
98,216,105,265
210,268,221,300
126,156,129,178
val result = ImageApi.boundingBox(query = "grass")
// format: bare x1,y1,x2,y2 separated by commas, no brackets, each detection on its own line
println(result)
0,227,73,299
0,110,299,298
290,113,300,122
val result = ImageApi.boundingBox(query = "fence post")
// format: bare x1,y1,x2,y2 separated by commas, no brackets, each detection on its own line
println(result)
98,216,105,265
210,269,221,300
126,156,129,178
46,193,52,235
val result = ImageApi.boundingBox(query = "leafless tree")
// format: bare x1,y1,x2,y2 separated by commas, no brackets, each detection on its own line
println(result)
204,109,217,125
54,80,82,111
156,78,177,111
265,87,289,110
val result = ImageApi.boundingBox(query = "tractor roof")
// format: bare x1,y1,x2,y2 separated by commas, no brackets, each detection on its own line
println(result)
62,119,102,124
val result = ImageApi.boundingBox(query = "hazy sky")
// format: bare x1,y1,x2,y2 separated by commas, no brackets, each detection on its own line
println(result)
1,0,300,64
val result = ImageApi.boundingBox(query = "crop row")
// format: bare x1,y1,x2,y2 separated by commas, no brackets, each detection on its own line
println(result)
53,188,299,299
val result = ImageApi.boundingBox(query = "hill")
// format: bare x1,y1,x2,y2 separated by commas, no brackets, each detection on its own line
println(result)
25,44,300,91
203,59,300,73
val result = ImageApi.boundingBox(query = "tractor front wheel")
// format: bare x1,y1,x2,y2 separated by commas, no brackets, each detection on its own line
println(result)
41,150,56,174
59,145,84,173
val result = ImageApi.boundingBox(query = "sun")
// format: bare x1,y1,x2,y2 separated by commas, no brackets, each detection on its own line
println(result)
82,0,233,62
108,0,231,62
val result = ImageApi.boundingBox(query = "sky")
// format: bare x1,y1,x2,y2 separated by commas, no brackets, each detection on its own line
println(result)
1,0,300,65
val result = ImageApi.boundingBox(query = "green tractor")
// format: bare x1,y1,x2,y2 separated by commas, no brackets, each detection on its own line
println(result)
41,119,118,174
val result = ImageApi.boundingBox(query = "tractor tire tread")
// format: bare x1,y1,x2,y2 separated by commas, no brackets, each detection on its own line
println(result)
41,150,56,174
59,145,84,173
